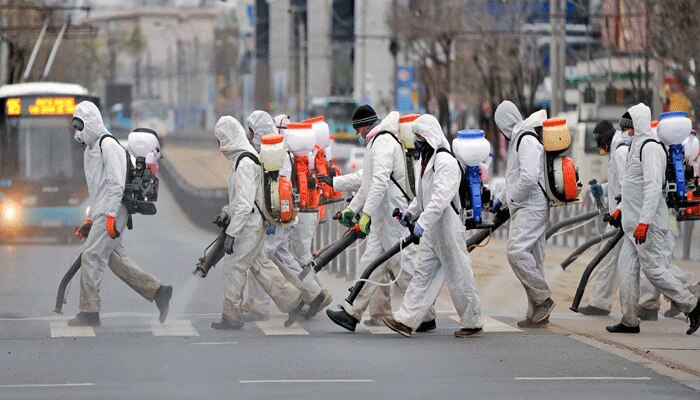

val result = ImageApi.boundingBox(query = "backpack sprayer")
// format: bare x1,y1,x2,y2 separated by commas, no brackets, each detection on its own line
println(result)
452,130,493,230
343,208,420,306
655,112,700,219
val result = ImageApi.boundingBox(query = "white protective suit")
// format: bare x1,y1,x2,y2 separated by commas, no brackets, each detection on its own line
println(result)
246,111,324,305
394,115,482,330
73,102,162,313
341,112,421,322
616,103,698,327
494,102,552,317
215,116,302,324
586,131,628,311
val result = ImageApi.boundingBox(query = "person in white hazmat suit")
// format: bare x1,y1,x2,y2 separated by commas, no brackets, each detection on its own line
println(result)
383,114,483,338
493,101,555,328
606,104,700,335
578,120,628,316
326,106,435,332
243,111,332,320
210,116,303,330
637,119,700,320
69,101,172,327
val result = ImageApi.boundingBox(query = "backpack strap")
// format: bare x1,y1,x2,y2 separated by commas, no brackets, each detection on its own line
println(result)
99,134,132,187
371,131,412,202
514,131,548,198
639,138,666,163
616,142,630,151
516,131,541,152
435,147,461,215
234,151,266,217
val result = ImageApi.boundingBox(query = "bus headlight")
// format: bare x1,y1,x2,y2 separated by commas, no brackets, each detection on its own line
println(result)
85,206,91,217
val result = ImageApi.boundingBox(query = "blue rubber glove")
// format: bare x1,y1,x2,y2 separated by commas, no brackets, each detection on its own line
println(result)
413,223,424,238
266,225,276,235
399,211,412,227
491,198,502,214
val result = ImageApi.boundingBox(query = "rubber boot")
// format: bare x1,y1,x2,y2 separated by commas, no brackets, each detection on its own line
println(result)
154,285,173,324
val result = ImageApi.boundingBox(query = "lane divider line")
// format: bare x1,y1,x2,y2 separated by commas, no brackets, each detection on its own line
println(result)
0,383,95,388
514,377,651,381
151,320,199,337
239,379,374,384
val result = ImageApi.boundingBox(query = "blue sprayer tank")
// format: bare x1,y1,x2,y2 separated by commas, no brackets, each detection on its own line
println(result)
452,130,491,227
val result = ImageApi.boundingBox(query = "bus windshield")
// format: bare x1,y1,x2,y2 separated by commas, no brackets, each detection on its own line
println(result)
0,116,83,182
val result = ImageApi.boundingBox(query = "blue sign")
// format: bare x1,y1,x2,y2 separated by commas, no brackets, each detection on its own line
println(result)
396,66,414,113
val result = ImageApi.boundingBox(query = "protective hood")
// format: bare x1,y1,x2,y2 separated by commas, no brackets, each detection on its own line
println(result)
215,116,255,160
73,101,109,145
514,109,547,138
627,103,653,139
611,129,630,149
273,114,290,135
246,110,277,151
412,114,449,151
367,111,400,143
494,101,523,140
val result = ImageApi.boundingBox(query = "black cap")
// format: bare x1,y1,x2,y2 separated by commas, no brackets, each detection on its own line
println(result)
593,120,615,151
352,105,378,129
619,111,633,130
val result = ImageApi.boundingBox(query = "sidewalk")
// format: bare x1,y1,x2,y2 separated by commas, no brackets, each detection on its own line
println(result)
317,236,700,390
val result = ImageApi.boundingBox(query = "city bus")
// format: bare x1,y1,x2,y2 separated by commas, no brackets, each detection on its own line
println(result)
309,97,359,142
0,82,98,242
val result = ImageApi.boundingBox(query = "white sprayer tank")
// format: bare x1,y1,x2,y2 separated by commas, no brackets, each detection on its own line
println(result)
398,114,421,149
452,130,490,166
128,129,161,159
259,134,286,171
304,116,330,148
284,122,316,156
683,131,699,162
658,111,692,145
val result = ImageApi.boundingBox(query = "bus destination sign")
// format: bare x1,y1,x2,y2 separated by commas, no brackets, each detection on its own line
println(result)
5,97,77,117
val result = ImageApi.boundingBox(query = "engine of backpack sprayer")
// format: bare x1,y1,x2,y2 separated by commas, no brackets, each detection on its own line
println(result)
452,129,493,230
284,122,321,212
657,112,700,219
124,129,161,215
259,134,298,224
541,118,582,206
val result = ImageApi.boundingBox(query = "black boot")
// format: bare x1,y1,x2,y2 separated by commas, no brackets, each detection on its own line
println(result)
606,322,640,333
67,312,101,327
154,285,173,324
638,308,658,321
686,299,700,335
578,305,610,316
211,317,243,330
326,307,358,332
415,319,437,332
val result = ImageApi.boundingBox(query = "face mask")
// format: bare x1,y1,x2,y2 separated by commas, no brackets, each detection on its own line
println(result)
74,130,83,143
414,139,425,152
358,135,366,146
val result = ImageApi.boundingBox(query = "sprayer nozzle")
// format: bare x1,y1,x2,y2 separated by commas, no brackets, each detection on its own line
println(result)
194,266,208,278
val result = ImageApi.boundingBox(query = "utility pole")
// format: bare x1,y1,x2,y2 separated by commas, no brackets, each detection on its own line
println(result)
549,0,566,116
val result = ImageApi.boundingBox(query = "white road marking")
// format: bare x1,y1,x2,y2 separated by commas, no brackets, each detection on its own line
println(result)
514,377,651,381
365,325,394,335
0,383,94,388
151,320,199,336
255,319,308,335
189,341,238,346
239,379,373,384
49,322,95,338
451,315,521,332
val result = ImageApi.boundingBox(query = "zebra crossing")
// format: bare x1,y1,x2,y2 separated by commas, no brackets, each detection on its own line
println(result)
2,314,523,340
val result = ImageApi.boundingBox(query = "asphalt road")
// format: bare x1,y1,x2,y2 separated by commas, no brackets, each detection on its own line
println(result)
0,183,698,399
